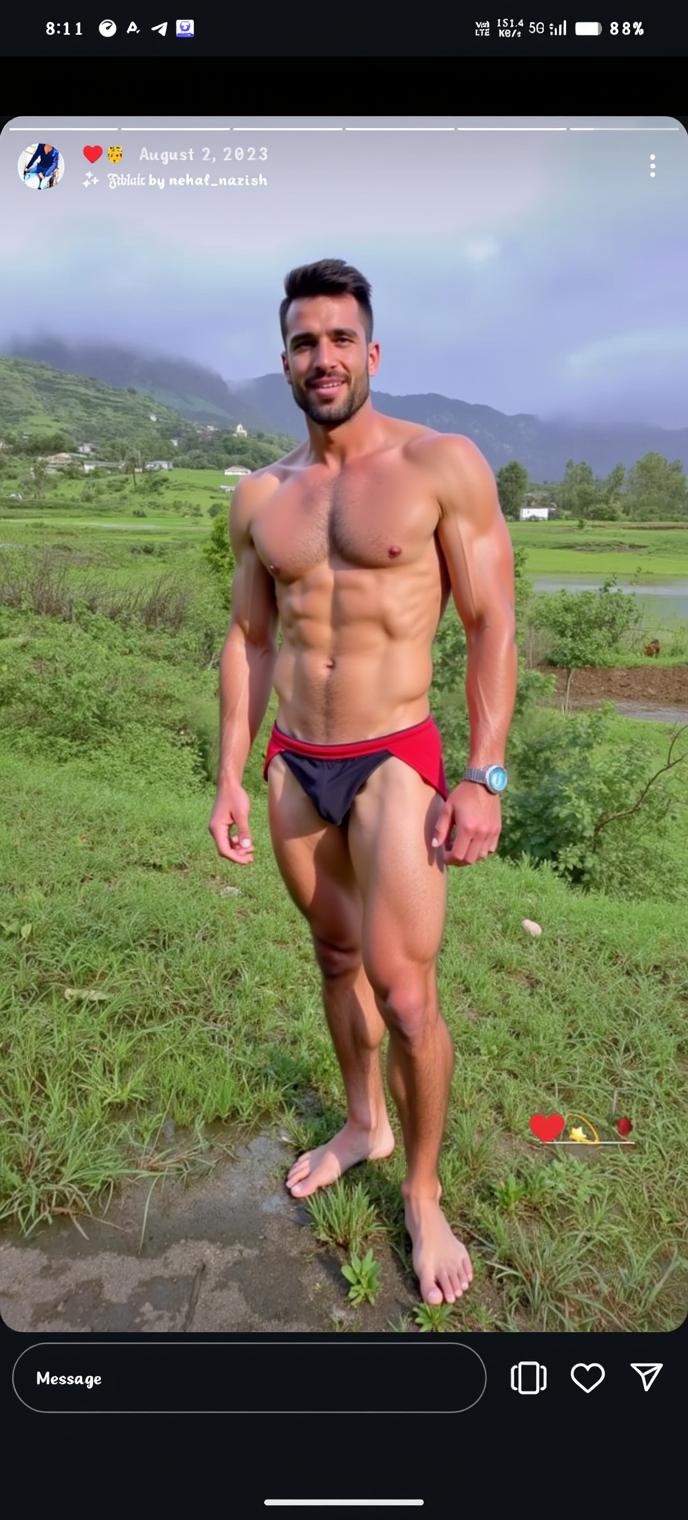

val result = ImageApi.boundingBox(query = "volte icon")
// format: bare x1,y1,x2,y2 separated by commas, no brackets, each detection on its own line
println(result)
631,1363,663,1392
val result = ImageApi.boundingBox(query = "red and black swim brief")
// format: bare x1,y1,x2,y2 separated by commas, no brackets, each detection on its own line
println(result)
263,714,448,827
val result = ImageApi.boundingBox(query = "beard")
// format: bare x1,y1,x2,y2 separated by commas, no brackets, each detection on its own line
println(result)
291,368,371,428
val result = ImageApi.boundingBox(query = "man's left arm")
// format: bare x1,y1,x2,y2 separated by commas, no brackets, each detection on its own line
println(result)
432,435,518,867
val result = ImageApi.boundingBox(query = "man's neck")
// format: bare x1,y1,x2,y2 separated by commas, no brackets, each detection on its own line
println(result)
304,400,385,469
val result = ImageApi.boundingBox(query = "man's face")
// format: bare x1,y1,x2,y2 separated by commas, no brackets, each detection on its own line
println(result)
281,293,380,427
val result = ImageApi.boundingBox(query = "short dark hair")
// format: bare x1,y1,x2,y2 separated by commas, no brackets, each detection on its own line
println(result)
280,259,374,345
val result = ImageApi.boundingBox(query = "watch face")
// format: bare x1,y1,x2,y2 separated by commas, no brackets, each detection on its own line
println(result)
488,766,508,792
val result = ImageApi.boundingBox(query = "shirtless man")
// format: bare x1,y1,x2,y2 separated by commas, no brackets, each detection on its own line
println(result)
209,259,517,1306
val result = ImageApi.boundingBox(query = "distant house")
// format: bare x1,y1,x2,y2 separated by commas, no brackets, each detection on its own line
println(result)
44,452,73,467
145,460,172,471
224,466,252,477
234,423,247,437
149,413,158,422
519,507,550,521
170,438,179,448
77,443,95,455
219,485,233,494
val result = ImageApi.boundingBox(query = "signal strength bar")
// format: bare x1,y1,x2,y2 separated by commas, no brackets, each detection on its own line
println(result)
553,19,567,34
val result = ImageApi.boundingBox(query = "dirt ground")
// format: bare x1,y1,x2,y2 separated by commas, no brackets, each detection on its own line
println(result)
536,663,688,705
0,1130,420,1335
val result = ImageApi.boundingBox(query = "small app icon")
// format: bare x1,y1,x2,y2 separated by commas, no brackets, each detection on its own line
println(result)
99,19,117,36
107,145,123,163
570,1363,605,1393
510,1361,547,1395
18,142,65,191
631,1363,663,1392
152,21,168,35
176,18,194,37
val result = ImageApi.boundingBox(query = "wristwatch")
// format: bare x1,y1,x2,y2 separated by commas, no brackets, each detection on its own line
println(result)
462,765,509,795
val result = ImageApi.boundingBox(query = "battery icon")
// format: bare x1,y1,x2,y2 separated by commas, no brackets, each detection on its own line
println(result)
575,20,603,33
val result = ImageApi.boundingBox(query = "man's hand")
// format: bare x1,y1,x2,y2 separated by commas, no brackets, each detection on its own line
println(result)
208,779,254,866
431,781,502,867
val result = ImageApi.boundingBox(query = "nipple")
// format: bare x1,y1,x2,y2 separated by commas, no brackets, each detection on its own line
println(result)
268,563,281,575
387,545,402,558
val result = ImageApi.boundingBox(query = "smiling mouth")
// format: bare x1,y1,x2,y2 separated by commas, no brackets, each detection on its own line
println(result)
309,378,346,395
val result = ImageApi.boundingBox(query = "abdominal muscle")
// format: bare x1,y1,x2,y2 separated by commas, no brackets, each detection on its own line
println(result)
273,626,438,745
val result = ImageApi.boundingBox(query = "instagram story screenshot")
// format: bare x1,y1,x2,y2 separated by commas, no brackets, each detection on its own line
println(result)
0,15,686,1510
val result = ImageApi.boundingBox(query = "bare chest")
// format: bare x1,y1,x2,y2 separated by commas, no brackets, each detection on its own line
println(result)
252,464,440,580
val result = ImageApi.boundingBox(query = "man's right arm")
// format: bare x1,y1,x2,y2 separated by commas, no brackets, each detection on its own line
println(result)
209,478,278,865
217,476,279,785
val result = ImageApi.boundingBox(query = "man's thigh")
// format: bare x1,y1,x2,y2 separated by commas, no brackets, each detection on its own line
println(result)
267,754,363,957
347,757,447,995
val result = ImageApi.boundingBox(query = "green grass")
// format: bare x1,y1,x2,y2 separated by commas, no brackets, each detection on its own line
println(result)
1,735,686,1328
512,520,688,577
0,510,686,1332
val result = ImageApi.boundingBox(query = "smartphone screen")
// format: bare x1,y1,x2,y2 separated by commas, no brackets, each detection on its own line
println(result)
0,24,686,1510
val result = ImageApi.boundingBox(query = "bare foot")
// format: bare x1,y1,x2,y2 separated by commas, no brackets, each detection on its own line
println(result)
286,1119,395,1199
403,1187,473,1305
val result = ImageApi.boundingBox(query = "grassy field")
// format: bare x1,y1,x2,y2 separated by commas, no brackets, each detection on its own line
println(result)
1,722,686,1333
512,520,688,578
0,502,687,1333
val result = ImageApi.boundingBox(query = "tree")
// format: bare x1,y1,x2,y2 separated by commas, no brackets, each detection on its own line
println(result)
496,460,528,519
625,453,687,521
530,577,642,712
31,458,49,499
560,460,598,518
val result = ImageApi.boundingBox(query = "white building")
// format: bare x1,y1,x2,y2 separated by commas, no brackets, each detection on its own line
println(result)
146,460,172,471
170,438,179,448
224,466,252,477
234,423,247,437
519,507,550,521
149,413,157,422
77,443,95,455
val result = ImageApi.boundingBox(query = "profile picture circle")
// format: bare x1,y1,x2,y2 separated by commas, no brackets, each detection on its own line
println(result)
18,142,65,191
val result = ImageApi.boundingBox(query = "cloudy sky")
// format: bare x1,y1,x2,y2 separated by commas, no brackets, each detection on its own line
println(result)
2,114,687,427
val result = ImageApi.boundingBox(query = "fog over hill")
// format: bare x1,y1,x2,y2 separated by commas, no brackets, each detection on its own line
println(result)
9,339,688,478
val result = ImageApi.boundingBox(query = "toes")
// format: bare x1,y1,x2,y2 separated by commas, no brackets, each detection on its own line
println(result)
438,1271,456,1304
287,1155,311,1184
421,1276,443,1307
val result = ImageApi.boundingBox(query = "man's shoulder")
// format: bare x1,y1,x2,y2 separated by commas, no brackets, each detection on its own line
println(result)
405,429,488,471
241,443,308,492
404,432,497,522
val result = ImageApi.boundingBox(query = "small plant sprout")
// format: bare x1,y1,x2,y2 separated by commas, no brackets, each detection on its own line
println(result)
341,1248,382,1306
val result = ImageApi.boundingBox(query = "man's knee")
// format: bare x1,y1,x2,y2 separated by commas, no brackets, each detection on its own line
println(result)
311,931,361,982
370,967,438,1048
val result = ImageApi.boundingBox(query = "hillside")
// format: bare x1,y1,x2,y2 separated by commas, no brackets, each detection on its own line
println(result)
8,341,688,478
0,357,190,454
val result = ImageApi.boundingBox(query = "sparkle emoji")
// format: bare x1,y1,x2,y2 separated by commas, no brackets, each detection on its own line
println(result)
107,145,123,163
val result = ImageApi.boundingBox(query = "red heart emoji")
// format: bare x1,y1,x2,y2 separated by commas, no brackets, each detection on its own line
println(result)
83,145,103,164
529,1112,565,1142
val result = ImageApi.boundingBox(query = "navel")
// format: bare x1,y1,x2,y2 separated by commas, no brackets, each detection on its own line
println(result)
324,658,336,670
387,545,402,558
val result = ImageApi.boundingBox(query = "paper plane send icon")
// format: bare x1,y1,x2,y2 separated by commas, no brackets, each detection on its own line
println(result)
631,1363,663,1392
152,21,168,35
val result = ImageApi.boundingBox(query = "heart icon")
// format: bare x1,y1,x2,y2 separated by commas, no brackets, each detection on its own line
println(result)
571,1363,605,1393
83,145,103,164
529,1113,565,1142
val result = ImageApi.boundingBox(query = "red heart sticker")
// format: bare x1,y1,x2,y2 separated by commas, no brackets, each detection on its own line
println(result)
83,145,103,164
529,1112,565,1142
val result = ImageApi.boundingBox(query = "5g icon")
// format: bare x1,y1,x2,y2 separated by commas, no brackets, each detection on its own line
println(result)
510,1361,548,1395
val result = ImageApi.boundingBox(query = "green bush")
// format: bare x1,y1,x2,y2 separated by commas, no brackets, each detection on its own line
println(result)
500,705,686,900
